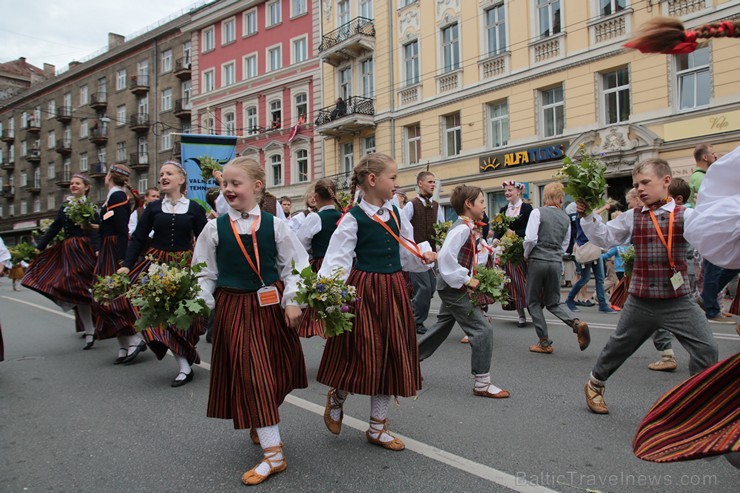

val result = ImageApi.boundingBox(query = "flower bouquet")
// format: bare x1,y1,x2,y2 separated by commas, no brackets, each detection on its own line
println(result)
432,220,453,249
126,254,210,331
498,230,524,265
293,263,358,338
336,190,353,211
92,273,131,306
556,144,608,213
9,242,37,265
490,213,517,237
469,266,510,309
33,218,65,245
198,155,223,182
64,197,98,228
620,246,635,277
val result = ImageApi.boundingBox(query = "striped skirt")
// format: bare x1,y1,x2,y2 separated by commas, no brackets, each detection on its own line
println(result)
296,257,326,339
730,283,739,316
125,248,204,364
610,275,631,309
21,237,96,309
208,286,307,429
94,236,136,340
317,270,422,397
633,353,740,462
502,262,527,311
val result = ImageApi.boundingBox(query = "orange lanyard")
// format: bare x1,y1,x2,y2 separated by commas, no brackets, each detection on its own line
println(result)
648,209,675,271
371,209,425,260
229,216,264,285
105,200,129,211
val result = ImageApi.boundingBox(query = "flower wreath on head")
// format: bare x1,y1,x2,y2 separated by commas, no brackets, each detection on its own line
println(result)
501,180,525,191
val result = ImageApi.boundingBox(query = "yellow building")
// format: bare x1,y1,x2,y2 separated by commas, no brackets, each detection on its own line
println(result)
315,0,740,212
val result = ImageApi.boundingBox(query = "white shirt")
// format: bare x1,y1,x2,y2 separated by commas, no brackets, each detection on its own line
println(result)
438,222,478,289
319,199,432,282
296,205,335,252
684,146,740,269
192,205,310,310
128,212,139,236
579,199,693,250
288,210,310,233
524,207,571,258
402,196,446,224
0,236,12,269
215,192,229,216
506,199,524,218
162,196,190,214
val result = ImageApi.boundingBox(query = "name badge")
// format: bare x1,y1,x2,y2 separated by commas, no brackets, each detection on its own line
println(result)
257,286,280,307
670,271,684,291
103,211,114,221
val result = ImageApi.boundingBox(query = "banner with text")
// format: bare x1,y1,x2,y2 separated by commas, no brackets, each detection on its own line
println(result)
180,134,237,211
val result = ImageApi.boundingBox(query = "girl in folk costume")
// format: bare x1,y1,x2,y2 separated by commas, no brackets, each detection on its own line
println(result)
22,174,99,350
295,178,342,338
94,164,144,365
494,181,532,327
319,153,436,451
117,161,207,385
193,157,309,486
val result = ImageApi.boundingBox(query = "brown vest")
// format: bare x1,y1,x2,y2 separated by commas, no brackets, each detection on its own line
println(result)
411,196,439,250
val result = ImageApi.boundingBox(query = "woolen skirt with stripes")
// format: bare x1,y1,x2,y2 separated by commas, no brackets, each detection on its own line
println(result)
502,262,527,311
208,285,307,429
124,248,204,364
317,270,422,397
610,275,631,309
633,353,739,462
21,237,96,309
94,236,136,340
296,257,326,339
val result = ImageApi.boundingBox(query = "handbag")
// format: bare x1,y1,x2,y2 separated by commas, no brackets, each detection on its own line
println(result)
574,242,602,264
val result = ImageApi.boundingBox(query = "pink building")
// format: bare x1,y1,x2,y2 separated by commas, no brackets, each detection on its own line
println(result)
187,0,322,208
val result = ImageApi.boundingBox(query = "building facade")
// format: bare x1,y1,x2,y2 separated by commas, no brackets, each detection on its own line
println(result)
188,0,322,211
317,0,740,214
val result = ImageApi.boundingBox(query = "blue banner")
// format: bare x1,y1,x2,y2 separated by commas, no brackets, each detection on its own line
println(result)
180,134,237,211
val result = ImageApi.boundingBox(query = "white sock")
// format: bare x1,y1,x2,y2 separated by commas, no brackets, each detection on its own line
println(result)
174,354,191,380
517,308,526,320
661,349,675,358
255,425,283,475
77,305,95,342
474,373,503,395
330,390,348,422
127,333,144,356
369,395,394,443
116,336,130,358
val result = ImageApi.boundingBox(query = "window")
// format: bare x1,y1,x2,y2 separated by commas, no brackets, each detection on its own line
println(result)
161,88,173,112
676,46,710,110
294,93,308,123
268,46,282,72
48,130,56,149
20,172,27,187
79,85,89,105
361,58,374,98
138,136,148,158
20,200,27,215
244,54,258,79
405,124,421,164
138,176,148,192
270,154,283,186
292,0,308,17
8,204,13,217
63,92,71,108
487,100,509,148
444,113,462,157
403,41,419,86
486,4,506,56
98,147,107,166
202,26,215,52
360,0,373,19
203,70,215,93
63,126,71,142
33,197,41,213
203,116,215,134
338,0,350,26
224,111,236,136
270,99,282,126
97,77,107,96
116,69,127,90
137,96,148,115
537,0,561,38
267,0,282,27
79,153,88,172
21,140,27,157
603,67,630,124
117,105,127,126
161,129,172,150
292,37,308,64
62,158,71,180
540,85,565,137
116,142,127,162
295,149,309,182
138,59,149,77
600,0,626,16
222,17,236,44
183,41,192,64
80,119,88,138
401,0,417,6
246,106,258,133
222,62,236,86
341,143,354,173
243,9,258,36
362,135,376,155
339,67,352,100
441,23,460,73
47,163,56,179
47,100,56,119
48,193,55,210
161,49,173,73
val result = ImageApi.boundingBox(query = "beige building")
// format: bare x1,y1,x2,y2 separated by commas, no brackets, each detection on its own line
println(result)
316,0,740,214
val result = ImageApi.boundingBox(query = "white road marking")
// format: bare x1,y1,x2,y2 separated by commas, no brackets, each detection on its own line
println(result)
1,296,76,320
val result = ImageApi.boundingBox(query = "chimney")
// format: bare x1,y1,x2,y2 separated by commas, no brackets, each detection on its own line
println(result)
68,61,81,69
108,33,125,50
43,63,55,77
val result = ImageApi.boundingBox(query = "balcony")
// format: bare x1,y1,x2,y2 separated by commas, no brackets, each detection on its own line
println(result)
529,33,565,64
1,129,14,143
24,120,41,134
26,182,41,194
323,170,352,191
25,149,41,164
174,57,191,80
56,106,73,123
55,139,72,155
129,113,150,133
130,74,150,95
129,152,149,171
90,92,108,110
174,99,191,119
588,9,631,45
436,70,461,94
55,177,71,188
90,163,107,178
1,160,13,171
89,124,109,145
2,185,14,198
318,16,375,67
314,96,375,137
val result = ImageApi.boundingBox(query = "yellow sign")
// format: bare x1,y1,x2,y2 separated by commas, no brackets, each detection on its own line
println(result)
664,109,740,141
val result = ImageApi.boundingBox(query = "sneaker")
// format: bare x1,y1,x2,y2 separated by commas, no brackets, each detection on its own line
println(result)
566,300,579,312
647,355,678,372
584,381,609,414
610,304,622,312
707,316,735,325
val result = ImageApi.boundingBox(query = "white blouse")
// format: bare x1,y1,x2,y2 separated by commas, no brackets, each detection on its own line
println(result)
437,222,477,289
296,205,335,252
192,205,310,309
0,236,11,269
162,196,190,215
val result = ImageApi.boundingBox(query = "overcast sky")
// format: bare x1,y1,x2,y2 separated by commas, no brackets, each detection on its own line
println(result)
0,0,201,72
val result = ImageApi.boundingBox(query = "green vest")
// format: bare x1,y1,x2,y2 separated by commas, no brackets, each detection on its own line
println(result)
311,208,341,258
349,204,402,273
216,212,279,291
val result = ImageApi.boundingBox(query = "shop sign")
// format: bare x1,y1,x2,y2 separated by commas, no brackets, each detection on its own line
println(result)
479,141,569,173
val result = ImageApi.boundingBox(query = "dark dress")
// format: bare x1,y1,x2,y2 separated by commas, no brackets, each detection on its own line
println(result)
498,203,532,312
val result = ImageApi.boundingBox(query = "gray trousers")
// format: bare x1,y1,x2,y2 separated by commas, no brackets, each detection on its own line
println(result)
411,269,436,329
418,288,493,375
592,295,718,382
652,328,673,351
526,259,578,345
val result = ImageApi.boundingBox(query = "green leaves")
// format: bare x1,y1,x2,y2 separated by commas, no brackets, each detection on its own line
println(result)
293,261,358,338
199,155,223,182
9,242,36,264
64,197,99,227
432,221,453,248
556,145,608,210
471,266,510,308
499,231,524,266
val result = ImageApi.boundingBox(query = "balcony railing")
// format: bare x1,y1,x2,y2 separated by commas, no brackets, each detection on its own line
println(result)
324,170,353,191
27,180,41,193
318,16,375,66
25,149,41,163
174,99,192,118
1,129,14,142
90,92,108,110
1,185,14,198
25,120,41,133
315,96,374,126
129,152,149,171
55,139,72,155
1,160,14,171
130,74,150,95
129,113,150,132
89,124,109,144
174,57,192,80
56,106,73,123
90,163,107,178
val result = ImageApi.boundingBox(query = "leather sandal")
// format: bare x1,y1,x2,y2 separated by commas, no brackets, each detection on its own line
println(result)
366,417,405,451
241,444,287,486
473,384,510,399
323,388,344,435
584,381,609,414
572,319,591,351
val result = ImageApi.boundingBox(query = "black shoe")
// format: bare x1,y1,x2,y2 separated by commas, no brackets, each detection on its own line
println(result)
171,371,194,387
416,325,428,335
114,348,128,365
122,341,147,365
516,319,527,328
82,335,95,350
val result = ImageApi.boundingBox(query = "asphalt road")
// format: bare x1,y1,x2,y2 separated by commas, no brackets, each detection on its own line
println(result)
1,278,738,493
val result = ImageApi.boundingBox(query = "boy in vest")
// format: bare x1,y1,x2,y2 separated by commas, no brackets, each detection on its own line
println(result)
403,171,446,334
579,159,718,414
524,182,591,354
